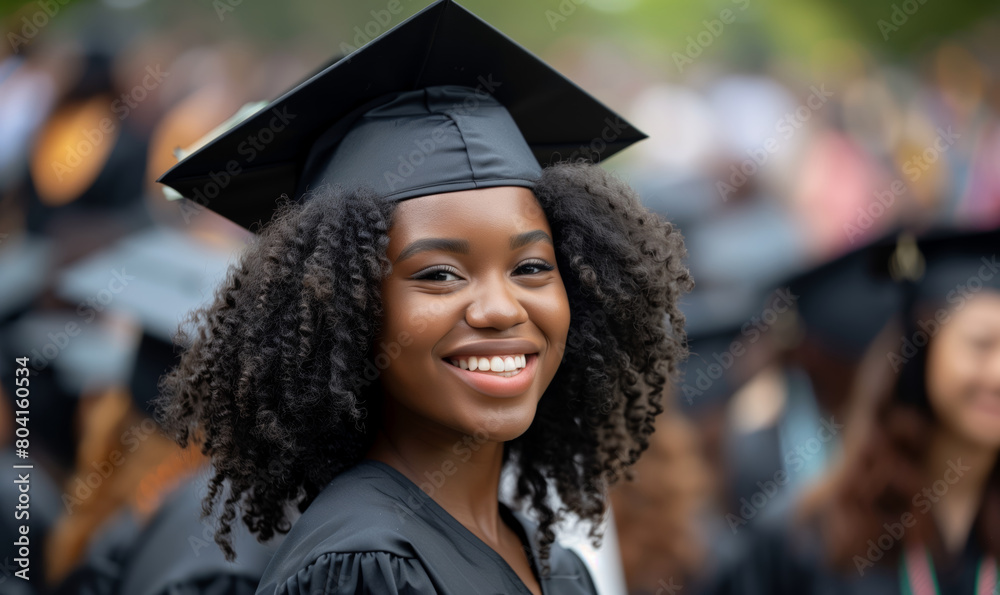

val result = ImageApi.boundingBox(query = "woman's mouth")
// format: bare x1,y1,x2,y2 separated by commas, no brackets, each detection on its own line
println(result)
444,354,529,377
440,353,539,397
970,391,1000,417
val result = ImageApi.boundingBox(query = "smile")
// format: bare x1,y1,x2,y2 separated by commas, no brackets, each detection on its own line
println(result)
441,353,539,398
445,354,528,377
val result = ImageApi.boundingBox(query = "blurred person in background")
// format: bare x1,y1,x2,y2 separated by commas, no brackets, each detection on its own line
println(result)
46,331,277,595
40,224,273,594
20,43,149,236
611,410,713,595
707,227,1000,595
0,383,60,595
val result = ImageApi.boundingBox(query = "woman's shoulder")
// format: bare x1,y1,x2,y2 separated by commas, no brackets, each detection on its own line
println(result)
278,460,427,555
262,550,435,595
255,460,435,594
257,460,599,594
505,506,598,591
546,541,595,585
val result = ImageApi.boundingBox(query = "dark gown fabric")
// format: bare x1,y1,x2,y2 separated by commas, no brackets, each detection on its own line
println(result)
705,508,992,595
53,472,279,595
255,459,598,595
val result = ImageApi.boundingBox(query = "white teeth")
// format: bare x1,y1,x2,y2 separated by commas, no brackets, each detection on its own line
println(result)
447,354,530,373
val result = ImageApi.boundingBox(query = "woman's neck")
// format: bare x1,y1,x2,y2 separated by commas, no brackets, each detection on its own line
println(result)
364,408,509,545
924,426,998,554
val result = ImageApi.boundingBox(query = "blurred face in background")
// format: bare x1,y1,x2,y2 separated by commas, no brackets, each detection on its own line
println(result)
925,290,1000,450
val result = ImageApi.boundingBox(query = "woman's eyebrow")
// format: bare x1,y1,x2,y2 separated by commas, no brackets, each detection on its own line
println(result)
395,230,553,264
510,229,553,250
395,238,469,264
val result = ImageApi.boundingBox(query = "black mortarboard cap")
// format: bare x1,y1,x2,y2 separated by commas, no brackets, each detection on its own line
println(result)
884,226,1000,408
56,226,234,415
904,226,1000,306
0,234,52,324
675,285,778,411
764,225,1000,410
56,227,233,342
782,233,903,362
156,0,646,230
128,330,180,418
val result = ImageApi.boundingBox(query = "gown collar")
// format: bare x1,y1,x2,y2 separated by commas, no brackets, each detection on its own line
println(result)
359,458,549,595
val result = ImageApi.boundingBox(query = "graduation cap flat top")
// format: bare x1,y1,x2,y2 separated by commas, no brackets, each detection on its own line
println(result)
56,227,236,414
156,0,647,230
902,226,1000,304
782,225,1000,360
783,234,902,361
56,227,234,342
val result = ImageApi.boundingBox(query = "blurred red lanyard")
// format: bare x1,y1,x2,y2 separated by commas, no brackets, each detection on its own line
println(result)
900,544,998,595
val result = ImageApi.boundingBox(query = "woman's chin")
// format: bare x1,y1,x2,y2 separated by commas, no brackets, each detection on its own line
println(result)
953,416,1000,451
488,423,534,443
458,405,538,444
968,427,1000,451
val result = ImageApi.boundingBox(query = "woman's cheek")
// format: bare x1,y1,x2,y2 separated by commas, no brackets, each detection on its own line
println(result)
539,287,571,362
928,340,980,436
407,310,428,335
928,351,955,407
399,294,448,341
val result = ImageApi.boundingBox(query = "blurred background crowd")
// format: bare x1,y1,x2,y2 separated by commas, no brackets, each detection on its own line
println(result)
1,0,999,594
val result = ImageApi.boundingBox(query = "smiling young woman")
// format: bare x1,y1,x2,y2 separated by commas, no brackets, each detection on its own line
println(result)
152,2,693,594
154,161,692,595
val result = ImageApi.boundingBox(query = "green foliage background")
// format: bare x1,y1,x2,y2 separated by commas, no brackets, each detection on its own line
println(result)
4,0,998,64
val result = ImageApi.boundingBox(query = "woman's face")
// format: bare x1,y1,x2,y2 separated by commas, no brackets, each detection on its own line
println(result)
926,290,1000,450
376,186,571,443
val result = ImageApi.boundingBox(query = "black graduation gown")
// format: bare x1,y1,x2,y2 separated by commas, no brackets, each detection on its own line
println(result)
705,510,993,595
53,472,279,595
115,472,279,595
1,449,61,595
255,459,598,595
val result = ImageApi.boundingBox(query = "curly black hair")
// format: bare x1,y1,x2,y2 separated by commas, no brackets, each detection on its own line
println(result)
154,160,694,572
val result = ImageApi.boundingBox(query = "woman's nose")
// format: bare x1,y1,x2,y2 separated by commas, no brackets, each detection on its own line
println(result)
985,344,1000,390
464,271,530,330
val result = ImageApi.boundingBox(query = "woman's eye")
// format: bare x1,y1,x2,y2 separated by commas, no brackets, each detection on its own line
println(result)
413,266,462,282
412,260,554,281
515,260,555,275
966,335,995,353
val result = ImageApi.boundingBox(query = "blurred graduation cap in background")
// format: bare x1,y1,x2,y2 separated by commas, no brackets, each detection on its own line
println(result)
43,226,275,595
676,284,781,413
773,228,923,419
683,201,809,290
897,225,1000,306
0,308,132,472
0,223,234,467
775,225,1000,414
156,0,647,230
0,233,53,325
55,226,234,416
887,226,1000,408
25,47,149,232
1,311,135,397
781,230,904,363
783,225,1000,362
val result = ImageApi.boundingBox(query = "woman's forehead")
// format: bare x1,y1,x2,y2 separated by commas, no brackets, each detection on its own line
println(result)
942,290,1000,326
387,186,551,243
